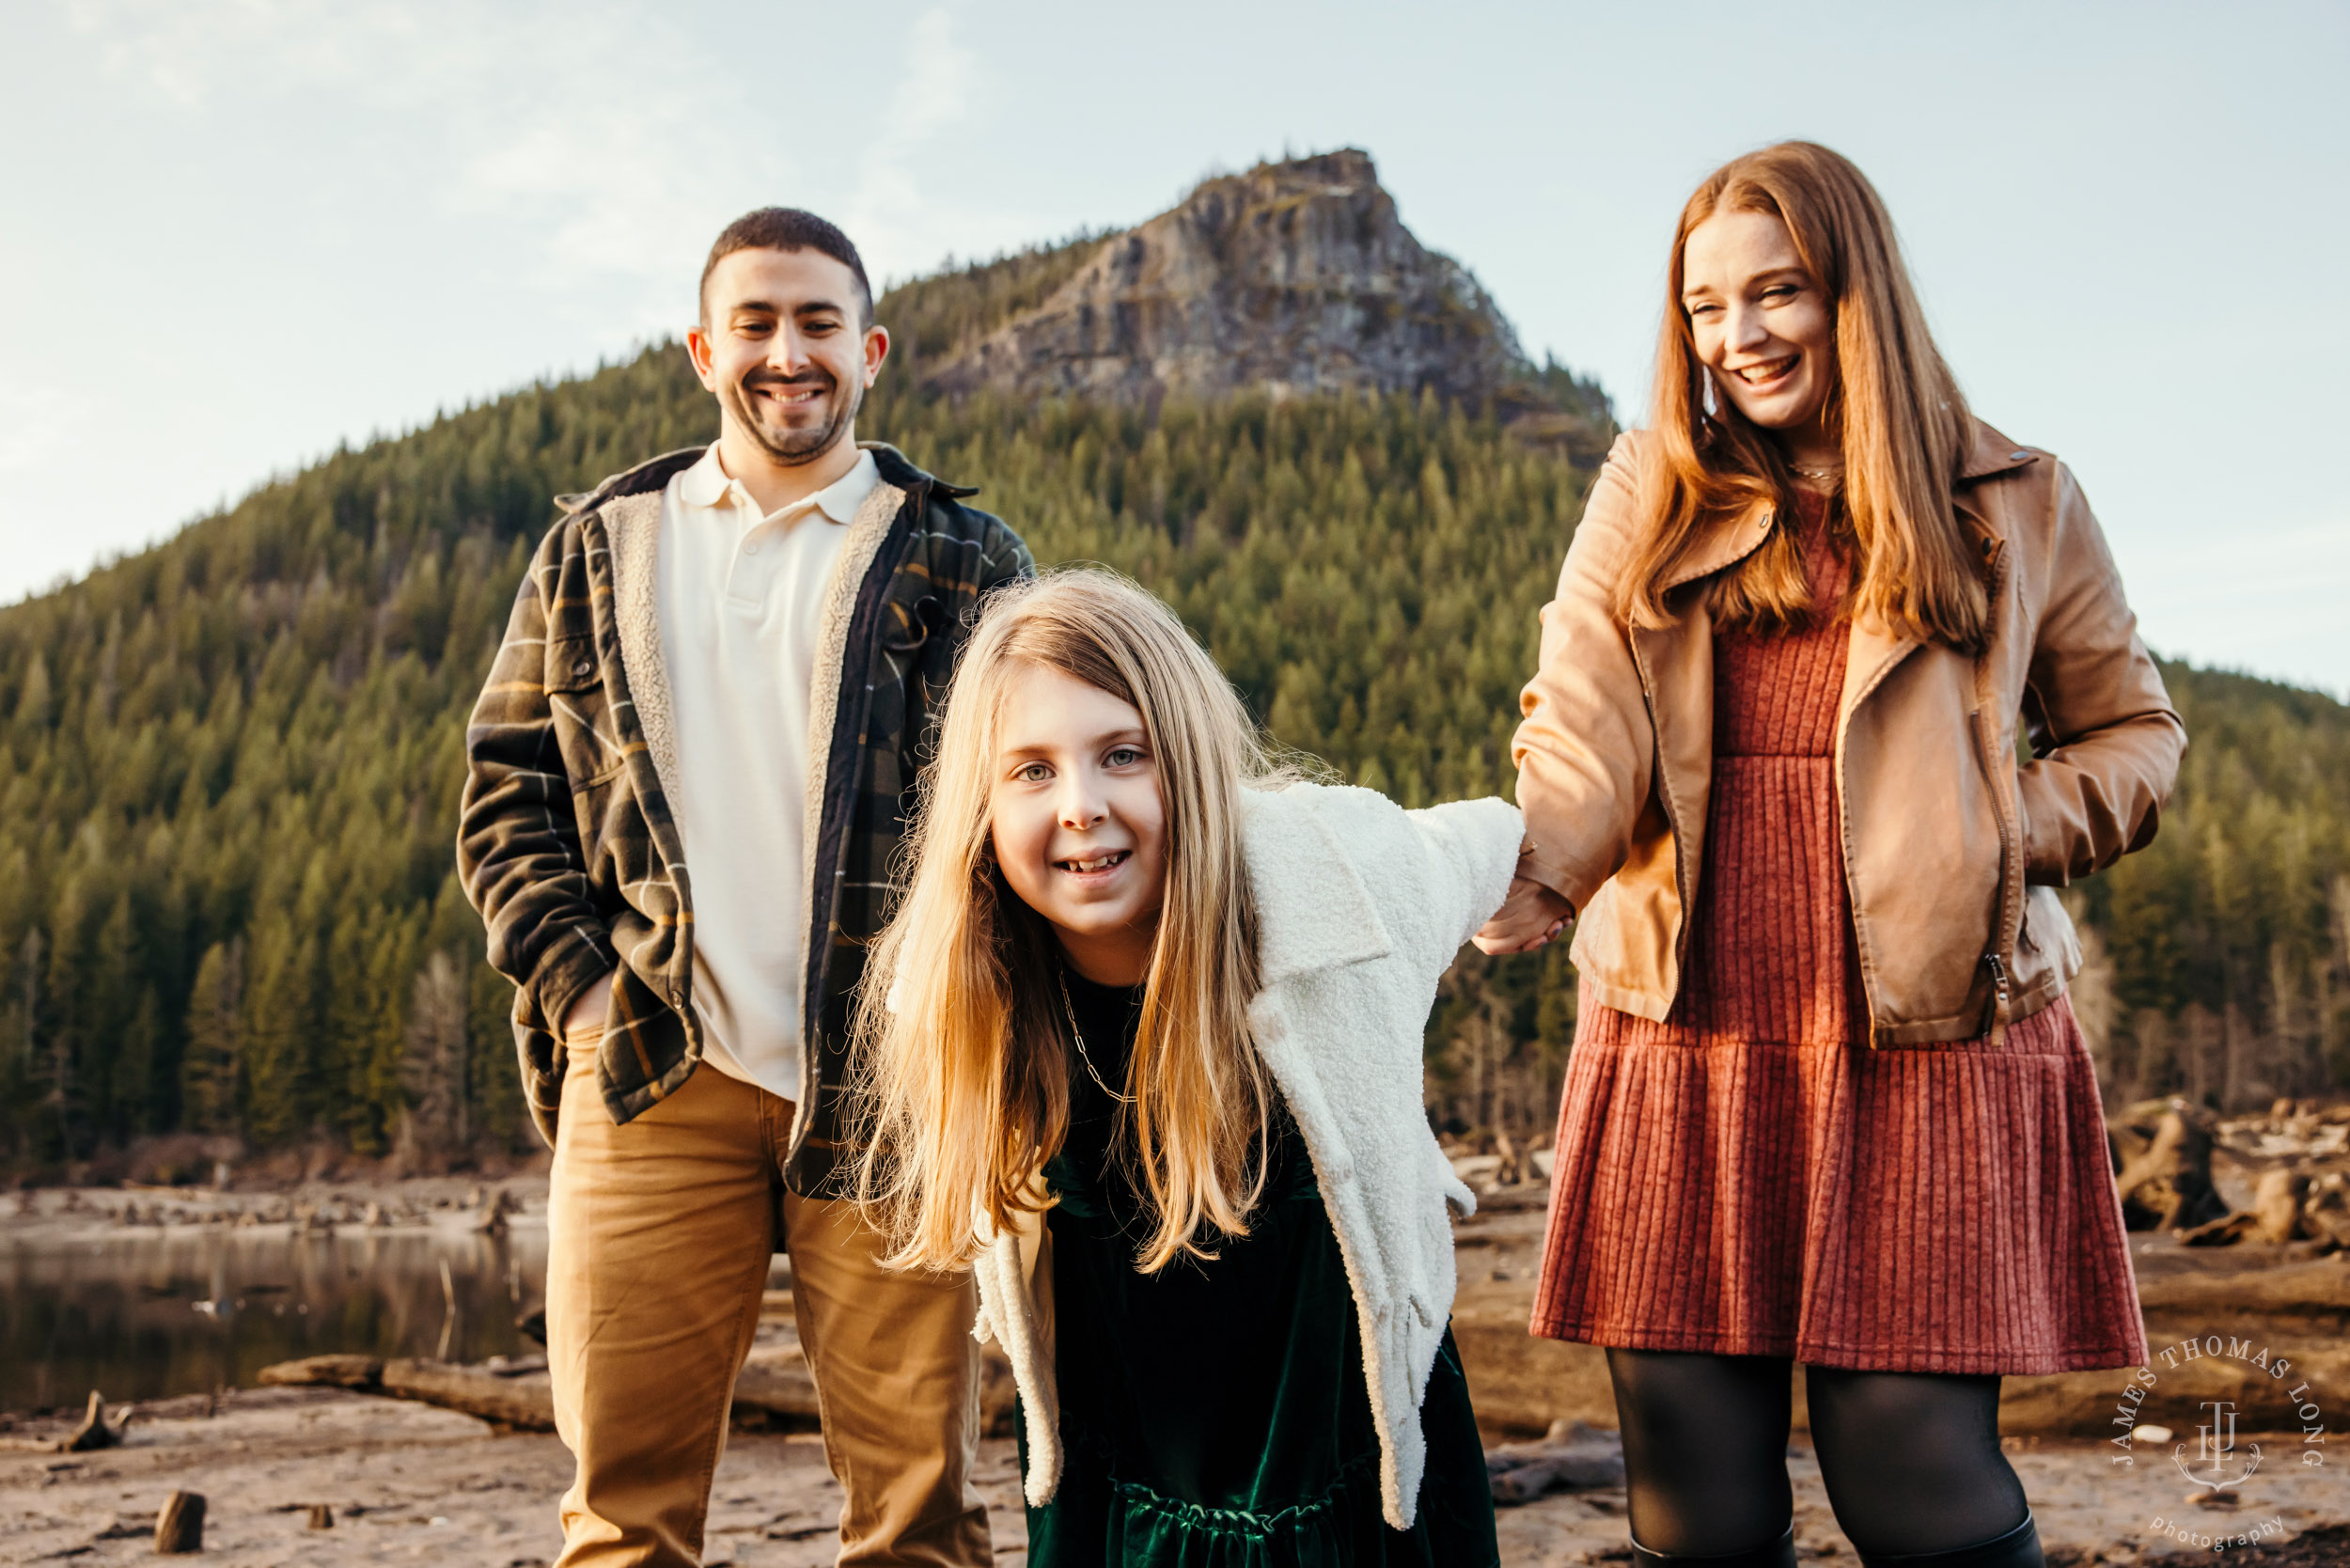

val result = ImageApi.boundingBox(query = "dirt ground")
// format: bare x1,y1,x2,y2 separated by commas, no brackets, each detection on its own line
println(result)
7,1153,2347,1565
2,1387,2345,1566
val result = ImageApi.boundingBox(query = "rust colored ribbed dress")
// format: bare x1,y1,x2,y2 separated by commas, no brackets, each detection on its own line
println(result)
1530,494,2146,1375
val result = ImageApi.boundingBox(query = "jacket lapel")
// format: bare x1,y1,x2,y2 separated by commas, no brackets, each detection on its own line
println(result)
1240,789,1391,984
799,479,909,905
1664,496,1773,592
600,491,684,830
1840,420,2031,721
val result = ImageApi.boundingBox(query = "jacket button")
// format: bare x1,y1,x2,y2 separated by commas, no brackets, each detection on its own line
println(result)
2009,449,2029,461
573,659,592,677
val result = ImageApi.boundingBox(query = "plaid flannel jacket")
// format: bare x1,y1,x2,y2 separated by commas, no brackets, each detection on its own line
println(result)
457,441,1032,1189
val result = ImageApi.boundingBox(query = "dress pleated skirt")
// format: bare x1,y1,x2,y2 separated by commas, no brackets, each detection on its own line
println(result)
1529,493,2146,1375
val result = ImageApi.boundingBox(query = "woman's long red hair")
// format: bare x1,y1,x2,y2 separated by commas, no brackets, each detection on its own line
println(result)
1618,141,1988,649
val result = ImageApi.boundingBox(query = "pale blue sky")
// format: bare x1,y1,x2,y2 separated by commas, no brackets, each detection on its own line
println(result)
3,0,2343,692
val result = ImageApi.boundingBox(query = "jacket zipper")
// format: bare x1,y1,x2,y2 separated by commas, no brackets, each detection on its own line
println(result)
1971,537,2016,1043
1967,709,2013,1042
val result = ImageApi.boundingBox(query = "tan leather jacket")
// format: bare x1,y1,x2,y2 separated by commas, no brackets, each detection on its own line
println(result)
1512,421,2185,1044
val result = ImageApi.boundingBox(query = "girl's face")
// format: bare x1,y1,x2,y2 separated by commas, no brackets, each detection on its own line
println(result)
1681,207,1838,457
989,664,1168,987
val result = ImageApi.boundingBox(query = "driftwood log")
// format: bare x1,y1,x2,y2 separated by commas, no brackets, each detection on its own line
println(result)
1484,1419,1626,1504
261,1343,1021,1435
259,1355,566,1430
61,1389,131,1452
0,1392,132,1455
2181,1168,2314,1247
2112,1102,2230,1231
2308,1173,2350,1249
154,1490,205,1553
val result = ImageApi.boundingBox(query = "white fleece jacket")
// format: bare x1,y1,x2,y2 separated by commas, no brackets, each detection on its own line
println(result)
971,781,1523,1531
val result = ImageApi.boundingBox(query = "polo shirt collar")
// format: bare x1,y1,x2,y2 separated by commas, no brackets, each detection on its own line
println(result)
678,442,880,525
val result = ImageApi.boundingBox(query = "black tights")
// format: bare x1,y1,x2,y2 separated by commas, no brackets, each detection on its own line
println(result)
1606,1349,2032,1560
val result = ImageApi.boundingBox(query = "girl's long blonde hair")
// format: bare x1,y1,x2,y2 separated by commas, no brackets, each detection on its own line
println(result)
852,569,1278,1275
1620,140,1989,649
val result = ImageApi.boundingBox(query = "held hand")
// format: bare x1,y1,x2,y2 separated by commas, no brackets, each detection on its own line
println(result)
562,971,614,1044
1473,875,1574,955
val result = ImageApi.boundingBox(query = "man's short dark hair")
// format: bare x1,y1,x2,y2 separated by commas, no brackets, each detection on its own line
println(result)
699,208,873,327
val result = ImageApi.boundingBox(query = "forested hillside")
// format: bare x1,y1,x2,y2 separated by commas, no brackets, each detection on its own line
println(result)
0,285,2342,1172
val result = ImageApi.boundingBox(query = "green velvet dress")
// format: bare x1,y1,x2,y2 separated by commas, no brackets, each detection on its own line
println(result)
1020,969,1499,1568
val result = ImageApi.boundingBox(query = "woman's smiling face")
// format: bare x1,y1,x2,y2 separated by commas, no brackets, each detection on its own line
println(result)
1681,206,1837,456
988,663,1168,986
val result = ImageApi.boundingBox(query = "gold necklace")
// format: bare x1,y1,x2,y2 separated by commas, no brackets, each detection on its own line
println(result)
1058,972,1134,1106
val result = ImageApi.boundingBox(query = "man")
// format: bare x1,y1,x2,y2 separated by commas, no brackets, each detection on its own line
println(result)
459,207,1030,1567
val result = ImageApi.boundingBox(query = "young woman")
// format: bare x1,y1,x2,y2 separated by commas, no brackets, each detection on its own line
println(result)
854,571,1514,1565
1476,143,2184,1568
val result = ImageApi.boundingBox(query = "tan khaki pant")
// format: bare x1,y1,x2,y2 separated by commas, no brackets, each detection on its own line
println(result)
547,1037,989,1567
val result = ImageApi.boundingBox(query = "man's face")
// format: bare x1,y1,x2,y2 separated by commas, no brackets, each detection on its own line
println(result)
687,246,887,468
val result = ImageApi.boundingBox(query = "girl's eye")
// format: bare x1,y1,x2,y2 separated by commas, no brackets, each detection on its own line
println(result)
1014,762,1052,783
1105,746,1144,767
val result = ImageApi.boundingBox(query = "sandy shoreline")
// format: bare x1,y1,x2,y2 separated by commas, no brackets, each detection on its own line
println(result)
4,1386,2346,1565
7,1174,2349,1563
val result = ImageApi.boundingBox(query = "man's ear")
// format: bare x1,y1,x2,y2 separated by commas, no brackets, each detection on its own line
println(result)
685,325,718,391
862,323,890,388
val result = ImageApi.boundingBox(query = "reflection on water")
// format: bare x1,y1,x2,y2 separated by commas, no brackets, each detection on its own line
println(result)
0,1227,548,1413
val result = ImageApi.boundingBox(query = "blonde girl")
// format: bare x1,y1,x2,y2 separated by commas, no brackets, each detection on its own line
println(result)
854,570,1518,1565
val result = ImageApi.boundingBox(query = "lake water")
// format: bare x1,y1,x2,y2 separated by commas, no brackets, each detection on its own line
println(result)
0,1226,548,1414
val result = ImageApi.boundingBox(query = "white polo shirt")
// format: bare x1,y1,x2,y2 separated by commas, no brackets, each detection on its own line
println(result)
657,442,877,1101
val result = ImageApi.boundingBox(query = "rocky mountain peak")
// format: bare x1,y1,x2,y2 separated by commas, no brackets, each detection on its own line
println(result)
919,149,1529,408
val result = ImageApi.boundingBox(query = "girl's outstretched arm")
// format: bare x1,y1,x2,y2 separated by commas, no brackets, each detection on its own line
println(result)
1397,794,1526,962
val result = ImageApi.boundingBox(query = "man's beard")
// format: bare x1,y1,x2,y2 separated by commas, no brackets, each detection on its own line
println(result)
722,367,863,467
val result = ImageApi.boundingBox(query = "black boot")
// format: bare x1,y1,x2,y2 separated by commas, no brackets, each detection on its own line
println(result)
1856,1513,2044,1568
1631,1525,1798,1568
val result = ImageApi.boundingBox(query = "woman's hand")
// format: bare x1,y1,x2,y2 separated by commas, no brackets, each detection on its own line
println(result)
1473,875,1574,955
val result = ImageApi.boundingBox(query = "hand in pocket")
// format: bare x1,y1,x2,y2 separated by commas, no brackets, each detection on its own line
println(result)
564,971,614,1044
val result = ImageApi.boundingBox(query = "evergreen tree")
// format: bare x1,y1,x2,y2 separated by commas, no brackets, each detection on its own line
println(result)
180,938,244,1137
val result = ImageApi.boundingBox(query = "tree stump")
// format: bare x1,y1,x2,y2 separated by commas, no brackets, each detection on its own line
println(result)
306,1503,334,1529
154,1490,205,1553
1493,1128,1525,1186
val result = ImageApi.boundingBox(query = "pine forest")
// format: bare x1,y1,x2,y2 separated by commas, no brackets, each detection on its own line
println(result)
0,253,2344,1176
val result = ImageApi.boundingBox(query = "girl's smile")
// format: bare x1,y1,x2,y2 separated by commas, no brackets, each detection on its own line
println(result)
990,663,1168,985
1058,849,1131,877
